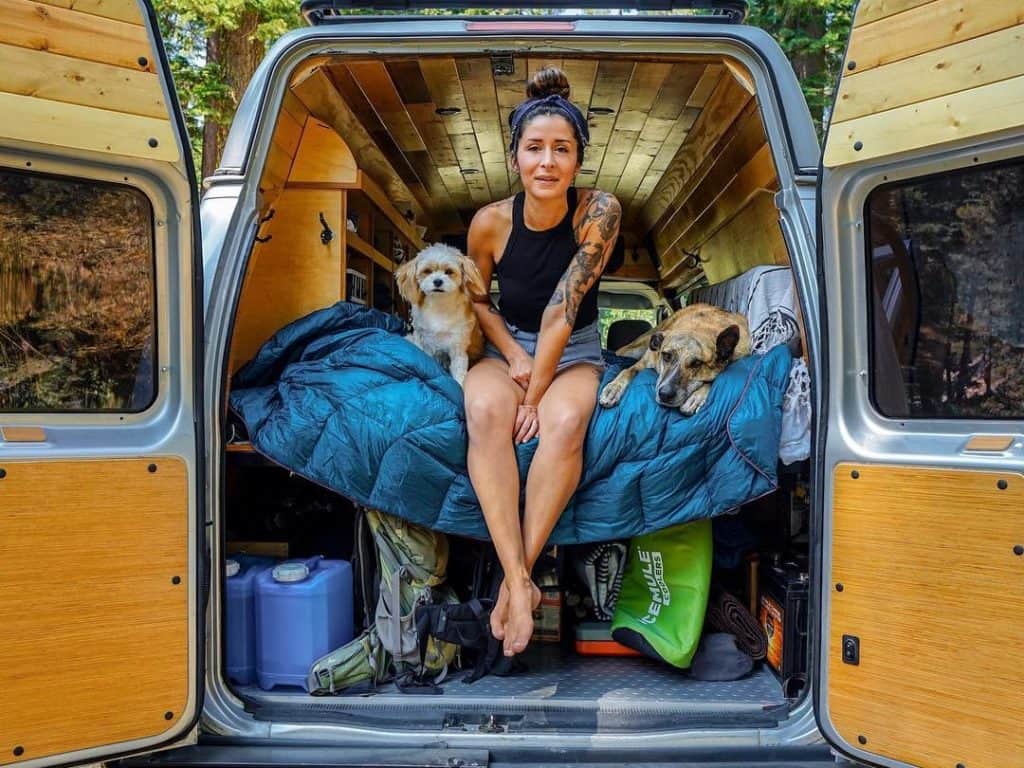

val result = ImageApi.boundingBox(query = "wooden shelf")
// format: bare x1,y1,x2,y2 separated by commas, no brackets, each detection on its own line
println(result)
347,231,394,272
357,172,427,251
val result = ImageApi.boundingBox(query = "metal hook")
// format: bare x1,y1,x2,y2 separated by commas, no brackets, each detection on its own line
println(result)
319,212,334,245
254,207,275,243
683,247,708,270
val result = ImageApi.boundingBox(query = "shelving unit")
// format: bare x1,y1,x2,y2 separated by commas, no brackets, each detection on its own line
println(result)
230,168,425,373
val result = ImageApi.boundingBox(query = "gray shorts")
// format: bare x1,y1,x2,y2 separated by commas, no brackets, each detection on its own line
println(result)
483,319,605,373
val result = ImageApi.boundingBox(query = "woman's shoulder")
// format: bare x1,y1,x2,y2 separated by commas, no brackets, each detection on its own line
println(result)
469,195,515,235
572,187,621,228
574,187,619,207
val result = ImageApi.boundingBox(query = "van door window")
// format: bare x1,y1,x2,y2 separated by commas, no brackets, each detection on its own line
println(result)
598,291,658,348
0,168,156,412
865,159,1024,419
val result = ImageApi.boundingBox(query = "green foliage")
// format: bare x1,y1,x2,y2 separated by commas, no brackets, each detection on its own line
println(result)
152,0,855,172
154,0,303,171
746,0,853,135
598,307,659,349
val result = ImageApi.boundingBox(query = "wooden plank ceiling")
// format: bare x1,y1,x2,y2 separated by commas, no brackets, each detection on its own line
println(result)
319,55,742,234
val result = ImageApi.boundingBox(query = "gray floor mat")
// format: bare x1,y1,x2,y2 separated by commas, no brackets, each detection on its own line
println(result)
431,651,784,707
237,648,789,731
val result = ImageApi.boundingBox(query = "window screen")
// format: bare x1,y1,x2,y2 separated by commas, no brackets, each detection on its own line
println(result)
866,160,1024,419
0,169,156,412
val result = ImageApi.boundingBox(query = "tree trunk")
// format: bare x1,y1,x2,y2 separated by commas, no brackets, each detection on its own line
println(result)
201,11,265,180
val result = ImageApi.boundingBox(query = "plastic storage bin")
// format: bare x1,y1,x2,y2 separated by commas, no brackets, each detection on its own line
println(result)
254,556,354,691
225,554,275,685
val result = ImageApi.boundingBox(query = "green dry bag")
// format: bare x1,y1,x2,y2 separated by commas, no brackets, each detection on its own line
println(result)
610,518,712,669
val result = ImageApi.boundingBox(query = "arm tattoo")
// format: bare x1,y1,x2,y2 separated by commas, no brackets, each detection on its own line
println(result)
552,192,621,327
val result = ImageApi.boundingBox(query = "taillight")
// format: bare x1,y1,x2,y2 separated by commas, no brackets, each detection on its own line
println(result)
464,21,577,32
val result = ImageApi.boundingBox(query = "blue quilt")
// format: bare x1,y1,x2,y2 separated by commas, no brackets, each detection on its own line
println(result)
230,302,791,545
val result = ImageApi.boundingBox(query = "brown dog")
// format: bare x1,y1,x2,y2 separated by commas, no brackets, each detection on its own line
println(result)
599,304,751,415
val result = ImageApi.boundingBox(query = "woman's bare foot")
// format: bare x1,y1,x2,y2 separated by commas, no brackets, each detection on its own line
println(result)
490,582,511,641
490,578,541,644
503,579,538,656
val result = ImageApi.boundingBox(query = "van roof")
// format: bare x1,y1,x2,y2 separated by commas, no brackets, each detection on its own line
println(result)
300,0,749,26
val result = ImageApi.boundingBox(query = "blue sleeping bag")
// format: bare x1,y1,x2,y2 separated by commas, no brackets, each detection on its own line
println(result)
230,302,791,545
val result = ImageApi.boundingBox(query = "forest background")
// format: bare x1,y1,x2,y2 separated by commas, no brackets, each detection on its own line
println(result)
153,0,855,180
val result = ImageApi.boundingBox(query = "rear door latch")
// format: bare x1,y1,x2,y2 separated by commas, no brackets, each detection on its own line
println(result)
842,634,860,665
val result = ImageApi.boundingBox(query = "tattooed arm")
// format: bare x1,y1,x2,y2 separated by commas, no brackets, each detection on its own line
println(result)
523,190,622,407
467,199,534,386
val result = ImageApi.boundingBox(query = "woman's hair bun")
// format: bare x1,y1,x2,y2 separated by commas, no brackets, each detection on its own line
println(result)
526,67,571,99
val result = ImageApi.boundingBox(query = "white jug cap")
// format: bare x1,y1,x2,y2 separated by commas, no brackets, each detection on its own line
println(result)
225,559,240,578
273,562,310,583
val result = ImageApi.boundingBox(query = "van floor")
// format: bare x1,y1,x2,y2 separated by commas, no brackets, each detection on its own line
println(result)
235,647,790,732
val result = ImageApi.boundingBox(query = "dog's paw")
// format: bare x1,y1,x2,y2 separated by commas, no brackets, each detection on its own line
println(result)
598,380,625,408
680,387,709,416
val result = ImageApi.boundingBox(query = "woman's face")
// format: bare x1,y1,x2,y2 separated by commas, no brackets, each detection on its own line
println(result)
512,114,581,202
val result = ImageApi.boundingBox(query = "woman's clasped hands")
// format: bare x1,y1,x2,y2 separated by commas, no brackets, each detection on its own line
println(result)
508,351,539,443
514,403,539,444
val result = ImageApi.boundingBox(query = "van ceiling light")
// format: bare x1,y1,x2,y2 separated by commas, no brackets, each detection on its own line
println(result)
588,107,615,116
491,54,515,77
460,168,480,175
435,107,462,117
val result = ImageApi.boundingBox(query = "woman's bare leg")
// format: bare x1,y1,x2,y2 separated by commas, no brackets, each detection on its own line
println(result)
501,364,601,655
463,358,528,648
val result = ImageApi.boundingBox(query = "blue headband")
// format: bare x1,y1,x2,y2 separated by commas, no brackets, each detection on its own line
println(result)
508,94,590,153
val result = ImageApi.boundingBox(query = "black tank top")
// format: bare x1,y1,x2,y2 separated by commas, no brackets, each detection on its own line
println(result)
496,187,599,333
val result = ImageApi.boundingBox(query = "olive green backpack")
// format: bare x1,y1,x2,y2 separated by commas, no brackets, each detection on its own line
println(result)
307,508,458,694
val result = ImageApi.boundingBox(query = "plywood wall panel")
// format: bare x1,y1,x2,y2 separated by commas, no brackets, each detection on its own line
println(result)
34,0,144,24
581,60,634,179
827,464,1024,768
288,119,358,185
458,57,508,200
844,0,1023,74
0,42,165,118
678,190,787,285
1,0,155,72
0,90,176,160
642,72,752,231
833,23,1024,124
854,0,936,27
292,67,422,222
229,188,343,373
825,72,1024,167
0,457,189,764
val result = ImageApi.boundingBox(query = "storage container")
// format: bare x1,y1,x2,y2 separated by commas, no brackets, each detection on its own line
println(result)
254,556,354,691
225,554,275,685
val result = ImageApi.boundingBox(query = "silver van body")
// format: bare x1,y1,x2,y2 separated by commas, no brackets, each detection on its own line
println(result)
2,3,1022,768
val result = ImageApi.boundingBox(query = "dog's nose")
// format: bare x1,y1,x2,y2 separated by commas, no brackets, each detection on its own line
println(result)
657,384,676,402
433,277,444,287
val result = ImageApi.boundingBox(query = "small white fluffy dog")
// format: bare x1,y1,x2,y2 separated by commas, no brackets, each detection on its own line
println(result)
396,243,486,385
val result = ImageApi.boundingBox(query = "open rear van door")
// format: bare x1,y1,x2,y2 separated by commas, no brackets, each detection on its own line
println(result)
0,1,203,767
816,2,1024,768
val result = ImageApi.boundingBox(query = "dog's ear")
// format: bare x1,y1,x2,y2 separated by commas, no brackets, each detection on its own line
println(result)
649,332,664,351
395,259,421,305
460,255,489,302
716,324,741,362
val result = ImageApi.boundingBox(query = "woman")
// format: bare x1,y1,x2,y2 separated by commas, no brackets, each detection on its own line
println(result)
464,67,622,657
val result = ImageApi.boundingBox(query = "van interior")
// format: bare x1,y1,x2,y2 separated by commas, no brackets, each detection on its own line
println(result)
221,48,813,732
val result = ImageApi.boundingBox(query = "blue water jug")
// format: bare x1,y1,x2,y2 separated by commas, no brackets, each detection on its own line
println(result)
254,556,354,691
224,554,275,685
